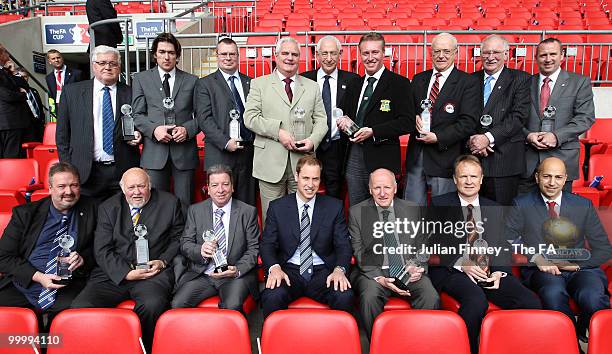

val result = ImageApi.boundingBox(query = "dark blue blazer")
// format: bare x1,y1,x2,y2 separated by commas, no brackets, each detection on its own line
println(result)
260,193,352,272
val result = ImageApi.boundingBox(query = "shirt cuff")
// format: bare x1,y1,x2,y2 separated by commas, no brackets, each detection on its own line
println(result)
484,132,495,147
453,257,464,272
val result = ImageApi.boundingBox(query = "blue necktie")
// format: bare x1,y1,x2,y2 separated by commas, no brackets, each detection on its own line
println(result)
214,208,227,256
322,75,332,142
102,86,114,155
229,76,252,141
299,204,313,281
483,75,494,106
38,215,68,310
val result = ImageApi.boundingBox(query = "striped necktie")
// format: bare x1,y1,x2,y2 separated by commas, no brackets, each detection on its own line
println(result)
429,72,442,106
102,86,114,155
214,208,226,256
382,209,404,278
299,204,313,281
38,215,68,310
131,207,141,226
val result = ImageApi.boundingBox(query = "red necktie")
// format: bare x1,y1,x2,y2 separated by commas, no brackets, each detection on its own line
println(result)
56,70,62,92
540,77,551,116
429,72,442,106
283,78,293,103
547,201,558,219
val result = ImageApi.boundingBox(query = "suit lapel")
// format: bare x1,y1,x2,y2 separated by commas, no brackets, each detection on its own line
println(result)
151,68,166,100
364,69,390,118
288,195,301,240
214,70,235,106
484,68,510,114
433,67,458,114
75,201,88,249
336,71,348,103
291,76,306,109
531,74,540,117
114,83,129,135
84,80,95,140
172,69,184,100
202,200,213,242
227,199,238,254
25,199,52,256
548,70,569,108
270,73,291,107
531,192,549,224
240,73,251,99
309,196,323,242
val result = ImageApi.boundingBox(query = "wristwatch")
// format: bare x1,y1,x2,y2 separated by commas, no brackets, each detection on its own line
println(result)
335,266,347,274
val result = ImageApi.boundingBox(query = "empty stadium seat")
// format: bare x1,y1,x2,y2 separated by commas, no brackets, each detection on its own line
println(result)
0,307,38,354
196,294,257,314
288,297,330,309
30,158,59,202
22,122,56,158
152,308,250,354
589,309,612,354
587,154,612,206
0,159,43,212
440,291,502,313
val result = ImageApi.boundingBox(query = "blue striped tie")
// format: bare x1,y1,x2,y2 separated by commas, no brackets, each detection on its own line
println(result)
483,75,494,106
38,215,68,310
102,86,114,155
214,209,226,256
299,204,313,281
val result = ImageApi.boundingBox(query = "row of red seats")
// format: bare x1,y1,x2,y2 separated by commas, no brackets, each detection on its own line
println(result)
0,14,24,24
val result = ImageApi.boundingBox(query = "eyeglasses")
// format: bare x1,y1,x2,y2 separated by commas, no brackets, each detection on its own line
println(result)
94,61,120,68
217,52,238,58
481,50,506,57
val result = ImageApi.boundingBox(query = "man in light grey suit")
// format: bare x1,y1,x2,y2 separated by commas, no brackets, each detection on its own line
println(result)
244,37,328,223
132,33,199,210
520,38,595,193
171,164,259,311
195,38,256,206
349,168,439,338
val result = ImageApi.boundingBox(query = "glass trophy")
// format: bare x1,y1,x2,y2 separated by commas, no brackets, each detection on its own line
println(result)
293,107,306,148
204,230,228,273
480,114,493,132
229,109,243,147
121,104,135,141
134,224,150,269
542,105,556,132
163,97,176,127
55,233,75,285
335,108,360,138
420,99,433,137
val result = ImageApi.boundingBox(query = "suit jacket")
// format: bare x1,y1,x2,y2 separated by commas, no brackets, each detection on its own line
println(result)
0,66,30,130
0,196,98,290
56,79,140,184
194,69,251,168
429,192,511,273
505,190,612,269
132,67,199,170
86,0,123,48
406,67,480,178
260,193,352,273
349,197,427,279
244,71,328,183
524,70,595,180
471,68,530,177
45,66,82,102
91,189,183,285
340,68,414,175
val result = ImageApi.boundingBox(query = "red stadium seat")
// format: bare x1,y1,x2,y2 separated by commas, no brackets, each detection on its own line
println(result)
479,310,580,354
0,159,43,212
589,309,612,354
588,155,612,206
440,291,502,313
0,211,11,236
196,294,257,314
152,309,250,354
370,310,470,354
30,158,59,202
261,310,361,354
383,297,412,310
48,309,142,354
22,122,56,158
288,297,330,309
0,307,39,353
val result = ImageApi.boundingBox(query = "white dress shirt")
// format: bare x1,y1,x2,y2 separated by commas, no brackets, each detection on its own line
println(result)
357,66,385,114
454,195,482,271
287,194,324,266
276,70,297,94
317,68,340,139
220,69,246,106
92,78,117,162
158,66,176,95
538,67,562,95
426,65,454,99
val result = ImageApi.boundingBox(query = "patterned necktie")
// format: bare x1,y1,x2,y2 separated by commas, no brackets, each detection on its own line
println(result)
540,77,551,116
283,77,293,103
229,76,252,141
356,77,376,126
466,204,489,272
102,86,114,155
28,91,40,118
322,75,332,141
547,201,558,219
214,209,227,256
56,70,62,92
429,72,442,106
483,75,494,106
131,207,141,226
381,209,404,278
299,204,313,281
162,73,171,98
38,215,68,310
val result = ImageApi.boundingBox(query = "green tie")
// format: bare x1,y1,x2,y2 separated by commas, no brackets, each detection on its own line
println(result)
356,77,377,126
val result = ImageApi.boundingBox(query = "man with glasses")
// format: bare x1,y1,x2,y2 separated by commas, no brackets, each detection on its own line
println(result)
301,36,359,199
195,38,256,206
56,45,141,202
404,32,479,206
467,35,531,205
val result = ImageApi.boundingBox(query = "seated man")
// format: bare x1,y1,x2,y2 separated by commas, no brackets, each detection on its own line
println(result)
261,155,353,317
0,162,97,327
506,157,612,342
349,168,440,339
429,155,541,354
172,164,259,310
71,167,183,352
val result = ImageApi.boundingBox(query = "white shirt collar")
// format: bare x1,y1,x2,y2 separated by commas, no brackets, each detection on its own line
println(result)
540,67,561,84
317,67,338,81
433,65,454,79
365,65,385,81
541,192,562,206
93,78,117,92
296,193,316,211
158,66,176,80
458,194,480,207
484,66,504,82
276,70,298,84
374,200,394,208
212,198,233,215
56,65,66,74
220,69,239,82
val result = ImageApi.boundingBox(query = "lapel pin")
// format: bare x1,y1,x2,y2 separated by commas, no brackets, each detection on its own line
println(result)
80,212,83,216
562,83,566,87
341,85,346,89
497,86,501,89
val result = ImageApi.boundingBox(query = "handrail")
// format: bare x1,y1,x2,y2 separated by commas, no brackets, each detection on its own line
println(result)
88,17,132,84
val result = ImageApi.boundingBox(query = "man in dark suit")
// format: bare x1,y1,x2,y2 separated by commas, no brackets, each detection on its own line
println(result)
337,32,414,207
16,67,45,142
86,0,123,48
133,33,199,212
429,155,541,354
71,167,183,353
0,162,97,327
350,168,439,338
0,43,30,158
57,46,141,202
195,38,256,206
172,164,259,310
507,157,612,342
261,156,353,317
468,35,531,205
520,38,595,193
302,36,359,199
45,49,82,106
404,33,479,206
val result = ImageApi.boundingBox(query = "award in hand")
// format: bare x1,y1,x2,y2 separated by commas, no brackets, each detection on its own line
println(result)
542,105,556,132
121,104,135,141
55,233,75,285
419,99,433,138
480,114,493,132
204,230,228,273
336,108,360,138
229,109,243,148
134,224,150,269
163,97,176,128
293,107,306,148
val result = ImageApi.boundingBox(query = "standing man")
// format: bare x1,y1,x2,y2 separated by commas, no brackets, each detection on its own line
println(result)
429,155,541,354
404,33,479,206
337,32,414,207
133,32,199,211
195,38,256,206
349,168,439,339
0,43,30,158
56,45,141,202
468,35,531,205
45,49,82,108
71,168,183,353
520,38,595,192
260,156,353,317
16,67,45,143
301,35,359,199
244,37,328,222
172,164,259,310
0,162,97,327
86,0,123,48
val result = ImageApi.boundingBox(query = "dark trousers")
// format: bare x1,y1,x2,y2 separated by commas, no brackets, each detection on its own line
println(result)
147,159,194,214
481,175,520,206
345,144,370,207
0,129,24,158
317,139,345,199
226,145,257,207
261,264,354,318
430,267,542,354
80,162,121,203
71,270,174,353
171,271,254,312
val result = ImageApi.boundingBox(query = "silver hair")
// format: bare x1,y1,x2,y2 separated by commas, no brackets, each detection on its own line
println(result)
316,35,342,53
432,32,458,49
481,34,510,51
91,45,122,65
275,37,300,55
206,164,234,185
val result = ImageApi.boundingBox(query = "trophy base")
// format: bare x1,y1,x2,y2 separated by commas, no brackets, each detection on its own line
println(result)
136,264,150,270
477,280,495,288
235,141,243,148
214,265,229,273
295,142,305,148
123,134,135,141
52,277,71,285
392,277,410,291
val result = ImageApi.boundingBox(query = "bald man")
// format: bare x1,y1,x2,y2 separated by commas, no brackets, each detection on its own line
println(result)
506,157,612,343
72,167,184,352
